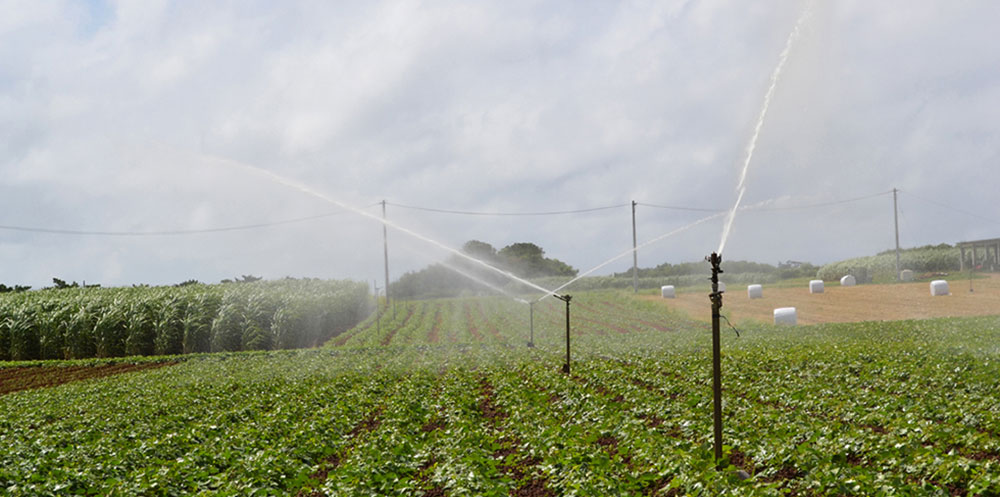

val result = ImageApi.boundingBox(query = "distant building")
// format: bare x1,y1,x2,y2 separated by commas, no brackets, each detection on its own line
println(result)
956,238,1000,271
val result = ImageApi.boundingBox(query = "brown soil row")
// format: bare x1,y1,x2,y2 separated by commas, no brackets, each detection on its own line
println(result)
643,274,1000,325
478,376,554,497
299,407,384,497
0,361,176,397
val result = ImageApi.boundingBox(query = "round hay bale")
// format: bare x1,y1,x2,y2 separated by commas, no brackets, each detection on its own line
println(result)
718,282,726,293
774,307,797,325
930,280,949,296
747,284,763,299
661,285,675,299
840,275,857,287
809,280,824,294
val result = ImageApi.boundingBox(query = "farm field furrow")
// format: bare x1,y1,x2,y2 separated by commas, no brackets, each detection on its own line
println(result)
2,292,1000,495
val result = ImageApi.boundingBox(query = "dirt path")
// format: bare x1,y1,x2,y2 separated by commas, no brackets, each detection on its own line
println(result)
643,274,1000,325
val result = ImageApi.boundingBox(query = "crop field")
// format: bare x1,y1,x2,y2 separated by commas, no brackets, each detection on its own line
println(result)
2,292,1000,496
653,274,1000,325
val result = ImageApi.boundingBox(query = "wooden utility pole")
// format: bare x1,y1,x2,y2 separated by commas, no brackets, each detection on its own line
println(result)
893,188,901,281
632,200,639,293
382,200,392,317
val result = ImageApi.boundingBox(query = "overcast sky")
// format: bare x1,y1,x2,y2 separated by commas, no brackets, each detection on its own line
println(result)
2,0,999,289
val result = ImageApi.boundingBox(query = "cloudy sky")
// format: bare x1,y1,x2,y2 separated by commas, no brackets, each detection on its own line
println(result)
2,0,999,289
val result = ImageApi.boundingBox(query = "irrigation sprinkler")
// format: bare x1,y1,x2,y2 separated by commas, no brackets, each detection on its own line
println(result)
528,301,535,348
554,294,572,374
707,252,724,464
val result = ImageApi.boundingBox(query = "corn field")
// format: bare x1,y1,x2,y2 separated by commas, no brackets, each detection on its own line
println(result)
0,279,370,361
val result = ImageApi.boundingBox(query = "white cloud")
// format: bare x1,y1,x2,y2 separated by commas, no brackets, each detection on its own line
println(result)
1,0,999,288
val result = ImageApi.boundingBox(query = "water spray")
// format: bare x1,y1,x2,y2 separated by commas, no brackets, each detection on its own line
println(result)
717,2,810,255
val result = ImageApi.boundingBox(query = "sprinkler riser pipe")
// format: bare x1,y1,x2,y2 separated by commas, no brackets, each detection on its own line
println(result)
708,252,724,464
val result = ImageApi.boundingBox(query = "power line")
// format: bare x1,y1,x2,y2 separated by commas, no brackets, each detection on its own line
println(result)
387,202,630,216
0,204,381,237
0,190,907,238
635,202,721,212
901,190,1000,225
745,190,894,211
637,191,893,213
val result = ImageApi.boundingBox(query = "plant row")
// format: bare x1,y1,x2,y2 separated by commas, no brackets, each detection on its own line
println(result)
0,279,371,361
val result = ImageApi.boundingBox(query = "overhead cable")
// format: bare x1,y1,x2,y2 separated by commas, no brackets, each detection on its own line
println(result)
387,202,630,216
745,190,894,211
901,190,1000,225
0,204,381,237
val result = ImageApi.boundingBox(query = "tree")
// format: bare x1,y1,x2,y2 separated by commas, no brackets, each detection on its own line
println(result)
498,242,577,278
461,240,497,262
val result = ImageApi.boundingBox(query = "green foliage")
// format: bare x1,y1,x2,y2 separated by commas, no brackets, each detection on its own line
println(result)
392,240,578,299
0,279,370,361
617,259,819,281
4,294,1000,495
817,244,962,281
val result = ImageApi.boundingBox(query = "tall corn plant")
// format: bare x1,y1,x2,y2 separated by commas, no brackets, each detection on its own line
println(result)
154,295,186,356
94,300,128,358
66,303,97,359
37,301,71,360
211,291,245,352
7,306,40,360
124,299,156,356
182,292,219,354
241,290,277,351
0,299,14,361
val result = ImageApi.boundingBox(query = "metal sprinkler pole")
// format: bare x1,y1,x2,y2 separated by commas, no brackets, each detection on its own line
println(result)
528,301,535,348
707,252,724,463
555,294,572,374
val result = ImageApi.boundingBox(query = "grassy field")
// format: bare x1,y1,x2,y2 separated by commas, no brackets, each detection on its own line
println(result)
650,274,1000,325
2,291,1000,495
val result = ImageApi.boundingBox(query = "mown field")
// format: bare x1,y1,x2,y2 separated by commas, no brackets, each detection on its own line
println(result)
656,274,1000,325
2,291,1000,496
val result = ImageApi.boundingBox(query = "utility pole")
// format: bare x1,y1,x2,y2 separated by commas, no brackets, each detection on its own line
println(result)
893,188,901,281
382,200,393,317
373,280,381,336
632,200,639,293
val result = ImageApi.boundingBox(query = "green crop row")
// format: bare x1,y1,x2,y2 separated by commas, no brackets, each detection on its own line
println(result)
3,292,1000,495
0,279,371,361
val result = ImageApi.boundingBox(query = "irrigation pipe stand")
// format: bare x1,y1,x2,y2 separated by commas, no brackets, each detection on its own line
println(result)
528,302,535,348
555,294,572,374
707,252,724,464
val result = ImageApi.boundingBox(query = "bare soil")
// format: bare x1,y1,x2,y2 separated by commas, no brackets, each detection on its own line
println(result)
0,361,176,396
644,274,1000,325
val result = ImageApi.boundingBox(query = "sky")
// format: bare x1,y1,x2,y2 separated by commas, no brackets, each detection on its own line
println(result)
1,0,999,289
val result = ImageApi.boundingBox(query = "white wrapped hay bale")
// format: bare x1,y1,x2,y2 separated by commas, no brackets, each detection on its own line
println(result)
747,284,763,299
840,275,857,287
717,282,726,292
774,307,797,325
661,285,675,298
809,280,824,294
930,280,949,296
901,270,914,282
